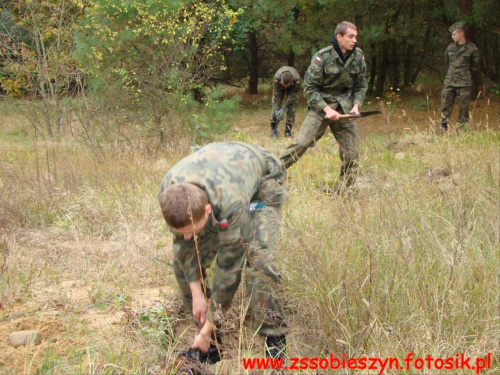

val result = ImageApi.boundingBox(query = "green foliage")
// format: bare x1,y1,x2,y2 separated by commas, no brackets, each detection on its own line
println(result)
0,0,85,97
75,0,241,143
188,86,241,142
134,303,175,347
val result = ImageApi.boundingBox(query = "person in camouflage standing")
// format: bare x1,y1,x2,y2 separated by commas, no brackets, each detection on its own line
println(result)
158,142,287,365
270,66,301,138
439,21,481,133
280,21,367,190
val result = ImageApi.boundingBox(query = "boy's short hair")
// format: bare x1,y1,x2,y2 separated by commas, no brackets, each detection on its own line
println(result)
281,72,293,86
159,183,208,228
335,21,357,36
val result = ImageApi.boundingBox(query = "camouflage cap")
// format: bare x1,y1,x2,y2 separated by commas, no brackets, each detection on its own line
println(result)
449,21,466,33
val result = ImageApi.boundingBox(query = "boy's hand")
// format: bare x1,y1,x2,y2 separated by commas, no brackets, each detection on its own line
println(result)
323,105,340,121
192,294,207,324
349,104,359,121
190,280,207,324
192,321,213,353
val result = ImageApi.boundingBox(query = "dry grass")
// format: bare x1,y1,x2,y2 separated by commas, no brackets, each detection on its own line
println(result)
0,97,499,374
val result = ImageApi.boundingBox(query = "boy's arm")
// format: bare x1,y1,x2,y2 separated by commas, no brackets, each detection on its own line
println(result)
303,53,327,112
286,80,301,108
352,55,368,108
172,233,209,322
190,280,207,324
207,205,250,321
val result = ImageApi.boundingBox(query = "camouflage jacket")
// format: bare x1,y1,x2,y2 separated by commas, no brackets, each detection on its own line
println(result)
159,142,267,316
304,45,368,114
444,42,480,87
272,66,301,109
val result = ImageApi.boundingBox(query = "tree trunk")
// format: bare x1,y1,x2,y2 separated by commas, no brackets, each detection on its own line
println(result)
247,31,259,94
31,10,53,137
375,40,390,96
410,24,431,85
403,42,413,87
390,40,400,89
287,7,299,67
368,42,377,93
459,0,479,99
287,50,295,67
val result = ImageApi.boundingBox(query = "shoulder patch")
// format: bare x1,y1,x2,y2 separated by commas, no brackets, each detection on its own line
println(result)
315,56,322,63
219,218,229,231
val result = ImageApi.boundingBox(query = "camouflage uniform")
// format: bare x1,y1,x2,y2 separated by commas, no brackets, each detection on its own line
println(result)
440,24,481,128
159,142,287,337
270,66,302,135
280,44,367,186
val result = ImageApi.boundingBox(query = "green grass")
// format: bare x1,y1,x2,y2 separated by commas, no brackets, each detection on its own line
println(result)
0,96,498,374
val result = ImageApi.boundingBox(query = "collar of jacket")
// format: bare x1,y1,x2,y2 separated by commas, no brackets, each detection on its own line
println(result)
331,38,357,65
454,41,467,53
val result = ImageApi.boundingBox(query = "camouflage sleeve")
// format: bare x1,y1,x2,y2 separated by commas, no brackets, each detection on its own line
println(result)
272,79,283,109
172,232,200,284
445,48,449,69
208,204,250,317
303,54,327,112
353,56,368,107
285,80,301,108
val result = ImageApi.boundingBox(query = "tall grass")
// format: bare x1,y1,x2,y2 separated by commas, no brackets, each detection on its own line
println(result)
0,99,498,374
277,131,499,374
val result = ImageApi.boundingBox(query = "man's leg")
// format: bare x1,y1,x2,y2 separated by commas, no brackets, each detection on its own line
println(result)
457,86,471,129
331,119,359,188
280,110,329,169
284,92,299,138
245,205,285,336
269,108,279,138
247,156,287,357
440,86,456,132
270,88,284,138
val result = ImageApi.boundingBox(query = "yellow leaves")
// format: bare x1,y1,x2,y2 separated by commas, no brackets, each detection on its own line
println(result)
0,78,23,97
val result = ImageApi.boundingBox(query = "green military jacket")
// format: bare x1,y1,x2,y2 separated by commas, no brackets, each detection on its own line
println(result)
303,45,368,114
159,142,266,316
444,41,480,87
272,66,301,109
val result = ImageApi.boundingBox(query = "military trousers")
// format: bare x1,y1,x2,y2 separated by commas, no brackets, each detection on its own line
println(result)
172,151,287,337
269,89,298,128
441,86,471,125
280,109,359,186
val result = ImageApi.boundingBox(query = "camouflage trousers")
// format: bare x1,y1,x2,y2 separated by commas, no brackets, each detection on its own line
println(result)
441,86,471,125
270,89,298,128
172,152,287,337
280,109,359,186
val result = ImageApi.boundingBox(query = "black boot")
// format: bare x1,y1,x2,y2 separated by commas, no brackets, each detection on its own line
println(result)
438,118,448,134
284,123,292,138
199,330,223,364
270,122,279,138
265,334,287,359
